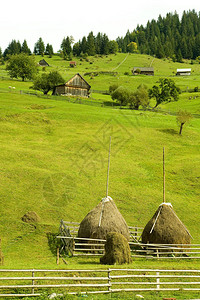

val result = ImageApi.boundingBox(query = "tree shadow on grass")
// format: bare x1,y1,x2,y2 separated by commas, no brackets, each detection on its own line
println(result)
158,128,178,135
103,101,120,107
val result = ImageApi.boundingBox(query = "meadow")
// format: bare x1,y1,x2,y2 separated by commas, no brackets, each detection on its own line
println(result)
0,53,199,299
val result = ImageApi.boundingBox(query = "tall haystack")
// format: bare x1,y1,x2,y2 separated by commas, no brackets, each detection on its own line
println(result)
78,196,130,241
141,202,191,246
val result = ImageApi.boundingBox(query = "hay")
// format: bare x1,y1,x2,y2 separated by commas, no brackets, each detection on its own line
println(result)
141,203,191,247
100,232,132,265
78,197,130,241
21,211,40,223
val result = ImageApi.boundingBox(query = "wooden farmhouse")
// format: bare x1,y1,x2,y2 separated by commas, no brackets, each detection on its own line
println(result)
39,59,49,67
176,68,191,76
53,73,91,97
132,67,154,76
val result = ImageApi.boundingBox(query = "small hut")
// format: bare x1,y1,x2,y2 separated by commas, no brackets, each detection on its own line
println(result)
141,202,191,246
39,59,49,67
78,196,130,241
70,61,76,67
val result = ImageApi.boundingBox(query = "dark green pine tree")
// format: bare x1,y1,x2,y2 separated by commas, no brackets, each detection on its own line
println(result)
176,48,183,63
95,32,102,54
73,41,81,56
34,38,45,56
156,41,165,58
101,34,110,55
21,40,31,55
86,32,96,56
80,36,87,54
180,37,188,58
3,40,21,58
61,37,72,60
45,43,54,57
194,33,200,58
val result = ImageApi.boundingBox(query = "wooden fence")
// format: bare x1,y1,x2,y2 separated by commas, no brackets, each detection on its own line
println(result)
58,221,200,259
0,268,200,297
57,235,200,260
60,220,143,241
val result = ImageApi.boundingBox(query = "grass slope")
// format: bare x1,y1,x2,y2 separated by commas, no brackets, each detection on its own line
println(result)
0,53,199,271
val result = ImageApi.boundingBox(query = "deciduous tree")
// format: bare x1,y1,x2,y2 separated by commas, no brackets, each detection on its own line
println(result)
176,110,192,135
129,84,149,110
111,86,130,107
32,71,64,94
6,53,37,81
149,78,180,108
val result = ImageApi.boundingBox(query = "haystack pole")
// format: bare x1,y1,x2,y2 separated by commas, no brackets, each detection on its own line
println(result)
142,147,192,246
163,147,165,203
106,136,112,198
98,136,111,227
78,135,130,241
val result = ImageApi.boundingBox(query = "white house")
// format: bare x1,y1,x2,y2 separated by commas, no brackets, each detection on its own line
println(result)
176,68,191,76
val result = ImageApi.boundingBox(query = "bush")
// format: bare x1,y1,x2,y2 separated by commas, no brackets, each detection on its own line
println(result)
109,84,119,94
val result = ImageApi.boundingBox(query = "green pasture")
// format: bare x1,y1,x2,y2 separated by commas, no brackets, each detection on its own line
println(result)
0,54,199,282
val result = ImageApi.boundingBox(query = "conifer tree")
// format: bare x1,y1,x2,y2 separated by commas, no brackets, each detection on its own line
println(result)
21,40,31,55
86,32,96,56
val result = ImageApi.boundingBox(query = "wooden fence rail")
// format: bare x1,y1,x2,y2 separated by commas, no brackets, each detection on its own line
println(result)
57,235,200,260
1,269,200,297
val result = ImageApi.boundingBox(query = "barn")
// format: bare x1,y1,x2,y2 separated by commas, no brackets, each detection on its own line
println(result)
132,67,154,75
176,69,191,76
53,73,91,98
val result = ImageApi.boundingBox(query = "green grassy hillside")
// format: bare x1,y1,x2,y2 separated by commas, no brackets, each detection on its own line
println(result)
0,53,199,270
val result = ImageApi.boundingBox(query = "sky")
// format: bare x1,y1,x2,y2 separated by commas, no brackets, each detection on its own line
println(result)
1,0,200,52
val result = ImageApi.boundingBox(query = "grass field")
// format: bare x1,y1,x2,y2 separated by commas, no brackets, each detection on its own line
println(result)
0,54,200,299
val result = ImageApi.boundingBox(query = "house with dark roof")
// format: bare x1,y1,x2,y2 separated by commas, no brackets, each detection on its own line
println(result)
39,59,49,67
132,67,154,76
53,73,91,98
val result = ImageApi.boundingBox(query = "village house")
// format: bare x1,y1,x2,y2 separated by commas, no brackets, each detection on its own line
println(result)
53,73,91,98
176,68,191,76
38,59,49,67
132,67,154,76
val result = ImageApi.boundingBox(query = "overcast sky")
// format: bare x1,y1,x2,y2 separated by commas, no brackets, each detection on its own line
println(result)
1,0,200,52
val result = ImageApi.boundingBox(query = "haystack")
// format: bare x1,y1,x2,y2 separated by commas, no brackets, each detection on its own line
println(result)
141,202,191,246
78,196,130,241
21,211,40,223
100,232,132,265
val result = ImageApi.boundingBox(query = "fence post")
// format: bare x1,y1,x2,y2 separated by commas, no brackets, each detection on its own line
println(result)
156,271,160,290
32,269,35,294
108,268,111,293
57,247,60,265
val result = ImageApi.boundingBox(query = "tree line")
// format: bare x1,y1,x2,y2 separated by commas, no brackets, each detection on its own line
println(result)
1,10,200,61
0,32,119,60
117,9,200,61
